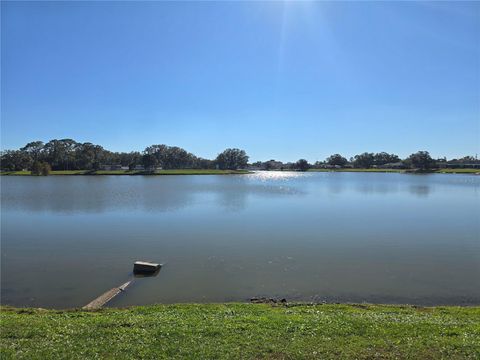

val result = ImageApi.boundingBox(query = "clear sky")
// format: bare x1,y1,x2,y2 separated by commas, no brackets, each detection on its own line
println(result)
1,1,479,162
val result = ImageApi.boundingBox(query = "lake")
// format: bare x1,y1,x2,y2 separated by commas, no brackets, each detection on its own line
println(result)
1,172,479,308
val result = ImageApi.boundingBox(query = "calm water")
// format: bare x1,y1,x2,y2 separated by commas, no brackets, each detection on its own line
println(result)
1,172,479,308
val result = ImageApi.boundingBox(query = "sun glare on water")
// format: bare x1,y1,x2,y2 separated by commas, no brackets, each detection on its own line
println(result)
248,170,309,182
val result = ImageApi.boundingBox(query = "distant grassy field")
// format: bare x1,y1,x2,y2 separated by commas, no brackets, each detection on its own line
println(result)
1,303,479,359
154,169,249,175
309,168,479,174
308,168,404,173
436,168,480,174
0,169,250,176
0,170,89,175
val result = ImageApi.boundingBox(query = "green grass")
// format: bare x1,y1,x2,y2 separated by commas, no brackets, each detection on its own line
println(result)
0,169,250,176
1,303,479,359
308,168,405,173
435,168,480,174
0,170,88,175
308,168,480,174
0,170,34,176
153,169,249,175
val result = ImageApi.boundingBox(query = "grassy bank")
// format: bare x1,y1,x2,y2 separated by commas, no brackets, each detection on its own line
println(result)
309,168,404,173
0,169,250,176
308,168,479,174
1,303,479,359
435,168,480,174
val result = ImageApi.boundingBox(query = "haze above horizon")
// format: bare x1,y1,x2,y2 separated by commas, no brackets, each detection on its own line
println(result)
1,1,479,162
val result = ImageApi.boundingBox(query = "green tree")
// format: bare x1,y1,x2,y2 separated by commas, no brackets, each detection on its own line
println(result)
75,143,105,170
44,139,78,170
31,161,51,176
407,151,435,170
313,161,325,168
142,154,158,171
326,154,348,167
215,148,249,170
457,156,477,163
295,159,310,171
20,141,44,162
0,150,32,171
41,162,51,175
374,152,400,166
118,151,142,169
59,139,78,170
144,144,196,169
192,157,215,169
353,153,375,168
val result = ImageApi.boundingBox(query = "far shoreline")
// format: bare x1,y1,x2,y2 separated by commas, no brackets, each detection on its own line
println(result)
0,169,252,176
0,168,478,176
307,168,480,174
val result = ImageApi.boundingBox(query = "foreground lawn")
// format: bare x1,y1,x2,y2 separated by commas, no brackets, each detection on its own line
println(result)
1,303,479,359
0,169,249,176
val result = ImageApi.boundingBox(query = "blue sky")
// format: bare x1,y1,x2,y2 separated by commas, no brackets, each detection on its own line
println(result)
1,1,479,162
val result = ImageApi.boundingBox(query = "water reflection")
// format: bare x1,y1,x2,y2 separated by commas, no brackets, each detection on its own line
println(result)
1,174,305,214
409,185,431,197
1,173,479,308
246,170,309,182
133,268,161,278
313,173,436,197
354,182,401,195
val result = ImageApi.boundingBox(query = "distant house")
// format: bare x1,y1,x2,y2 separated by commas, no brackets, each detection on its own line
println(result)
263,160,284,170
445,163,480,169
379,162,406,169
133,165,145,171
142,165,163,171
99,164,124,171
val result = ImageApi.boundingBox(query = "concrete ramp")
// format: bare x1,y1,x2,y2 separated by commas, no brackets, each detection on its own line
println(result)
83,281,132,310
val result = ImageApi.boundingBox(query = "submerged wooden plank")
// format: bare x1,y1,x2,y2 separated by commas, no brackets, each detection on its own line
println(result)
83,281,132,310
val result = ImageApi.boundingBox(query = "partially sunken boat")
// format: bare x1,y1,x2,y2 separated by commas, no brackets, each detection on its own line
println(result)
133,261,161,274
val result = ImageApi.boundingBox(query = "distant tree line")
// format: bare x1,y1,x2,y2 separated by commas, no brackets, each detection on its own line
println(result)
252,152,479,172
1,139,478,174
0,139,249,172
